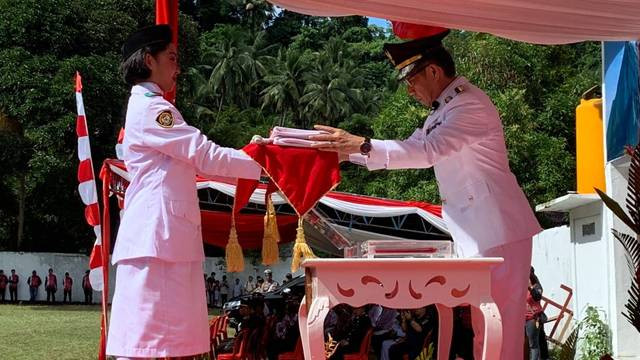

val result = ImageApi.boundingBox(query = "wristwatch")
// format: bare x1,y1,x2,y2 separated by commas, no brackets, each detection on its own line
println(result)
359,137,372,156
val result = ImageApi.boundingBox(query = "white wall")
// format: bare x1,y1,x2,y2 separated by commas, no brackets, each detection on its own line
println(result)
569,202,610,322
0,252,102,302
534,186,640,358
605,158,640,358
532,225,576,340
0,252,301,303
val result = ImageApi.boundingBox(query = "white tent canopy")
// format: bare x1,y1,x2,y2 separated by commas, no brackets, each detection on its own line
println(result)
269,0,640,44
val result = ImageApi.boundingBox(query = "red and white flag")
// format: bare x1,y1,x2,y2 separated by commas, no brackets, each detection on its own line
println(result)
75,72,105,292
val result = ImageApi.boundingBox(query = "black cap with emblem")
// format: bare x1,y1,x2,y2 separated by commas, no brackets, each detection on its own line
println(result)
383,30,450,81
122,25,172,61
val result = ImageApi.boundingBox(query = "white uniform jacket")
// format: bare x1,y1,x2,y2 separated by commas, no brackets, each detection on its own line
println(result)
112,82,262,264
351,76,541,256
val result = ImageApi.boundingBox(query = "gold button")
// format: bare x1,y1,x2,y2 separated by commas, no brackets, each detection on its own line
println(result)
468,195,474,200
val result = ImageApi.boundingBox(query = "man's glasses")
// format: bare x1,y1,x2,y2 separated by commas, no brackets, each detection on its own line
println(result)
401,61,431,86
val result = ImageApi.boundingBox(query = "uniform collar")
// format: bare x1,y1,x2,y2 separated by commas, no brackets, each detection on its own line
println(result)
431,76,468,111
131,82,164,97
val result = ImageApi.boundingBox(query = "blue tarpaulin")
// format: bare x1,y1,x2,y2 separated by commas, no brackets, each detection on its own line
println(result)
604,42,640,161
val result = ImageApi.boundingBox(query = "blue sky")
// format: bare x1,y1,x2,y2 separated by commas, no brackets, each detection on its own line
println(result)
368,17,390,28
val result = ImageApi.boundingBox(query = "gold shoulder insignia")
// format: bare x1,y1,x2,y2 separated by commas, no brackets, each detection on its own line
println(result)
155,110,174,128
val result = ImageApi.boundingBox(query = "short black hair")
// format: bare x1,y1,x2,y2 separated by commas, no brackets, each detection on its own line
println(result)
120,42,170,86
420,46,456,78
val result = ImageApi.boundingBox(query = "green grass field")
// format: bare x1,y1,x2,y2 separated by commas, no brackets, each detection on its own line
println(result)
0,304,220,360
0,304,102,359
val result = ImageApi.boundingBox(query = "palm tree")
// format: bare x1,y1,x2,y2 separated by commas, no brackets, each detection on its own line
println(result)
300,42,366,128
199,27,248,112
260,49,309,126
239,31,279,106
191,26,278,118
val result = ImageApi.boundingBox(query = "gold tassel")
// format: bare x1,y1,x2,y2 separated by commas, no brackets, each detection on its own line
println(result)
291,217,315,272
261,196,280,265
225,220,245,272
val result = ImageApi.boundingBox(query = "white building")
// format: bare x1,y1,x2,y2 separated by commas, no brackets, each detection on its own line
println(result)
532,41,640,358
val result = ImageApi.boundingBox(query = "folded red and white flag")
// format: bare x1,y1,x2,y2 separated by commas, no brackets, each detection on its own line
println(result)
252,126,332,148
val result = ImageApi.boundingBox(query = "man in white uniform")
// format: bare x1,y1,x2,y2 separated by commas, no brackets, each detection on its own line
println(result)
311,30,541,360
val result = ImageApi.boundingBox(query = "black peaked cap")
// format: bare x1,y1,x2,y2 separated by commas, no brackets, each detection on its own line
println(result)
383,30,450,70
122,25,172,60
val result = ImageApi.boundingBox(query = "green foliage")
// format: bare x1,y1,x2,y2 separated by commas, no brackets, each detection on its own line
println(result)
558,326,580,360
0,0,198,252
578,306,612,360
204,106,274,149
0,0,600,253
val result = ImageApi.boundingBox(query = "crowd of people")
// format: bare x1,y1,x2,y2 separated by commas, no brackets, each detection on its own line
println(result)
204,269,291,308
211,265,551,360
0,268,94,304
215,291,441,360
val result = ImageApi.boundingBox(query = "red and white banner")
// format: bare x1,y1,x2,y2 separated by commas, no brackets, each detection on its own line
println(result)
75,72,105,292
105,159,447,233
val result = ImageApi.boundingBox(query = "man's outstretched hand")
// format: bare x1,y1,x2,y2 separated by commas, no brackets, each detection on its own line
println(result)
310,125,364,155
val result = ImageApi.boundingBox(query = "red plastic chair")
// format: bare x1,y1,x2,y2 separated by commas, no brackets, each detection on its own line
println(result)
344,328,373,360
215,315,230,346
217,330,248,360
210,316,220,341
278,337,303,360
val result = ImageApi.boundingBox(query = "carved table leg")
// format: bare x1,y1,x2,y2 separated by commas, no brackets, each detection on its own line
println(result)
298,296,309,359
435,304,453,360
300,295,331,360
478,302,502,360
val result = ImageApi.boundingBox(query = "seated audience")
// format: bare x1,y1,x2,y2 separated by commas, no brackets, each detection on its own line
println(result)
387,306,438,360
329,305,371,360
369,305,399,357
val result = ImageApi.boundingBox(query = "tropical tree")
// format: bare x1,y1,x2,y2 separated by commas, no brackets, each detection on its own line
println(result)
192,26,277,118
260,49,309,126
300,39,366,127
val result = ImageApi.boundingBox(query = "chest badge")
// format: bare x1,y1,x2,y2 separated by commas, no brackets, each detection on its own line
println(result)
156,111,174,128
425,120,442,136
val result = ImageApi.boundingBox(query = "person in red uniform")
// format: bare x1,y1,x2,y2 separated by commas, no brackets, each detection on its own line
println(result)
0,270,8,302
27,270,42,302
525,267,545,360
9,269,19,302
82,270,93,304
63,272,73,303
44,268,57,303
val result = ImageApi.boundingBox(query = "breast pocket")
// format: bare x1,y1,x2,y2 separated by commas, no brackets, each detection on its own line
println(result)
442,180,492,212
169,200,202,226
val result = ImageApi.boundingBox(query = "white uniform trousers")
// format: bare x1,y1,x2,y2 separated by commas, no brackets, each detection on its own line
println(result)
472,238,532,360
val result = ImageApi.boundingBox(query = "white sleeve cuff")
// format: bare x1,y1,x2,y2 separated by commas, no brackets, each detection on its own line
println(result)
348,139,388,170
